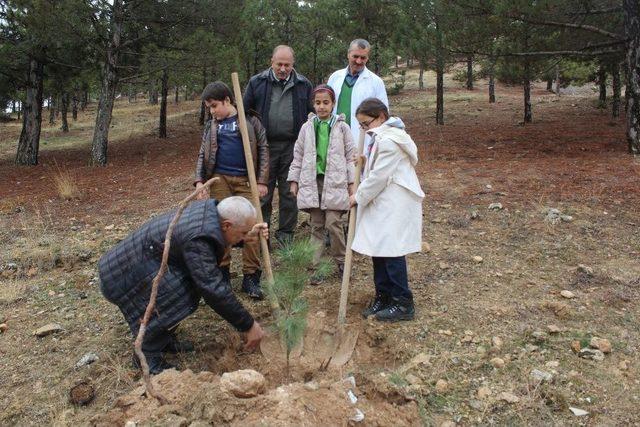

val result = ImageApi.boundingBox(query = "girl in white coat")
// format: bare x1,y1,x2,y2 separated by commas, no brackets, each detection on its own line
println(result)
350,98,425,322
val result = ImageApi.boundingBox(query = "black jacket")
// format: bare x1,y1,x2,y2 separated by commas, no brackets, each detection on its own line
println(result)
243,68,313,138
98,200,254,335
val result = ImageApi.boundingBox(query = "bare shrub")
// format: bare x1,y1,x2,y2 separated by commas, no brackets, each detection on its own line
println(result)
53,165,82,200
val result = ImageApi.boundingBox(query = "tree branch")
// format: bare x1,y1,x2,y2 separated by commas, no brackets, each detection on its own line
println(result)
509,15,624,40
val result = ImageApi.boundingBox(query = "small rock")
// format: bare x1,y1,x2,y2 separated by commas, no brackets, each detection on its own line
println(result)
544,208,561,224
69,381,95,405
524,344,539,353
577,264,593,276
350,408,365,423
488,203,503,211
547,324,561,334
477,386,492,399
571,340,582,353
545,361,560,368
491,336,503,349
468,399,484,410
532,330,547,342
303,381,319,391
618,360,629,370
472,256,483,263
440,422,456,427
589,337,612,353
125,421,137,427
469,210,480,220
490,357,505,368
435,379,448,393
34,323,64,337
569,407,589,416
0,323,7,333
498,392,520,403
104,224,115,230
421,242,431,252
347,389,358,404
220,369,266,398
439,262,450,270
530,369,553,382
405,373,421,386
578,348,605,361
76,352,99,368
560,290,575,299
438,329,453,336
476,346,487,355
560,215,574,222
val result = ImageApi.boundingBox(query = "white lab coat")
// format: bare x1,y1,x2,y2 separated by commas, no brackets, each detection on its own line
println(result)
351,118,425,257
327,66,389,145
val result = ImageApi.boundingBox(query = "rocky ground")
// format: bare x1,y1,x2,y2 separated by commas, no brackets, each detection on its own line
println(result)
1,72,639,425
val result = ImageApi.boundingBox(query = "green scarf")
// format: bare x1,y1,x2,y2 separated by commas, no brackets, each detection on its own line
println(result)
314,115,335,174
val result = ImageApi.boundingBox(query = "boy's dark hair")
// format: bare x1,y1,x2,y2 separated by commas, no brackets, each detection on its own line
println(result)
355,98,389,120
201,81,235,104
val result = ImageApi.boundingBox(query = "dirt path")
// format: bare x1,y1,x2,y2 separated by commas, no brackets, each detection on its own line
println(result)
1,80,639,425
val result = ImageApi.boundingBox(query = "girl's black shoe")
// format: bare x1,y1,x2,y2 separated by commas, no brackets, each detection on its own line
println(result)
374,297,415,322
361,293,390,318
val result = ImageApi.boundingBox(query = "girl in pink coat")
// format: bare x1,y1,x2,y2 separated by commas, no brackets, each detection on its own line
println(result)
287,85,356,282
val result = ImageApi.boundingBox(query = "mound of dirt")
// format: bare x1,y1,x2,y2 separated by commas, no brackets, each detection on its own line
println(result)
90,368,419,426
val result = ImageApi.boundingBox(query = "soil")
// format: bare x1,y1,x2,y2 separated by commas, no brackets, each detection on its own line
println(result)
1,71,639,425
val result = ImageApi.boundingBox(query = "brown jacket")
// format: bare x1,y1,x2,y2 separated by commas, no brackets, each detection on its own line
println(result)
194,114,269,185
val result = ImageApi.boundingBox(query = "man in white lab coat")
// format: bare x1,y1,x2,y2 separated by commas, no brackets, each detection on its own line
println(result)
327,39,389,144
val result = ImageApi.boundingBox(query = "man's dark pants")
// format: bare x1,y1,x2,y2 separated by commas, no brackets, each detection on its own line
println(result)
262,139,298,243
372,256,414,301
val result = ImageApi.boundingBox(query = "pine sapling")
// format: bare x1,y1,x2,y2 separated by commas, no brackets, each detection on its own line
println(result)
267,238,333,375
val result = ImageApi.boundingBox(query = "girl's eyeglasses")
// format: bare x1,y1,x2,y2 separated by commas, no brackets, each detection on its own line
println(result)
359,118,375,129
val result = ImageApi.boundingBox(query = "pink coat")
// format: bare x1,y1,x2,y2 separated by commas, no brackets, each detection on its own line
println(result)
287,113,356,211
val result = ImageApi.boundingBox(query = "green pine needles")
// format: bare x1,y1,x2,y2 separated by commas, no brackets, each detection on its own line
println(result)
266,238,334,374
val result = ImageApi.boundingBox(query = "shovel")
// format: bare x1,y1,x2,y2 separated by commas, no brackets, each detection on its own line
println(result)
319,128,366,368
230,72,278,311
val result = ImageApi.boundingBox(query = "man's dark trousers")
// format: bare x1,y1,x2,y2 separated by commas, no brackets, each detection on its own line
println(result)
262,139,298,244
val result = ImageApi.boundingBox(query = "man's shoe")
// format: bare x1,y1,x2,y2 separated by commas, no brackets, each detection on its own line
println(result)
242,271,264,300
361,293,390,318
374,297,415,322
220,265,231,282
163,336,195,354
132,354,175,375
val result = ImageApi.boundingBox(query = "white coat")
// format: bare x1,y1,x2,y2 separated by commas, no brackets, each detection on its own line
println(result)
351,117,425,257
327,66,389,145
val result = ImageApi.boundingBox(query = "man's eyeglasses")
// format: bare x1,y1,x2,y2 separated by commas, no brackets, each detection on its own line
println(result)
359,118,375,129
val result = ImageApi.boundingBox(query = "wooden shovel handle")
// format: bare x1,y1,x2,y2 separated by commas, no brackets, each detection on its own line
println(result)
337,129,366,325
230,73,278,311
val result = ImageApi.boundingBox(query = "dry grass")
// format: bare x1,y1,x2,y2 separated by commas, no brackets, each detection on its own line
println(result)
53,165,82,200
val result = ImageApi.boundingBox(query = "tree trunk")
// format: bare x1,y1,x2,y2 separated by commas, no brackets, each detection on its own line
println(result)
555,64,561,96
72,93,78,120
418,62,424,91
128,83,134,103
624,0,639,154
611,61,621,118
81,86,88,110
90,0,123,166
466,55,473,90
174,85,179,104
60,92,69,132
489,56,496,103
159,67,168,138
523,59,532,123
598,64,607,108
12,100,17,115
199,65,207,126
16,58,44,166
546,79,553,92
17,101,22,121
436,65,444,125
49,96,55,125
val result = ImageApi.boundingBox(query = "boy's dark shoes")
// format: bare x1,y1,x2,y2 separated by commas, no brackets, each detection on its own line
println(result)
374,297,415,322
220,265,231,283
242,271,264,300
132,354,175,375
163,336,195,354
361,293,390,318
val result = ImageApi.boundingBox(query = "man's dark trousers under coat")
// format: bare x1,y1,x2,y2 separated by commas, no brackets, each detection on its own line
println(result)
243,68,313,243
98,199,254,356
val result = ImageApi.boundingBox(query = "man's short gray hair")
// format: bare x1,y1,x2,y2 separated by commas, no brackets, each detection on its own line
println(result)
218,196,257,225
348,39,370,52
272,45,295,61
